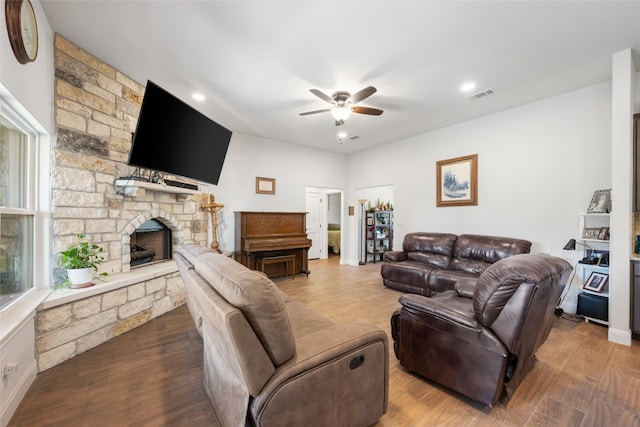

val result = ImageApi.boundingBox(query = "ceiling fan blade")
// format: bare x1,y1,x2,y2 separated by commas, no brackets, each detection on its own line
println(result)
299,109,331,116
352,106,383,116
349,86,377,104
309,89,334,104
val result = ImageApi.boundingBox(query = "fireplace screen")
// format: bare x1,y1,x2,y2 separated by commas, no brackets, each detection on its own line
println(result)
130,219,171,267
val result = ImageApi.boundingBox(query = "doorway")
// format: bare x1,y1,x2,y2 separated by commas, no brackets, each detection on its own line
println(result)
305,187,344,261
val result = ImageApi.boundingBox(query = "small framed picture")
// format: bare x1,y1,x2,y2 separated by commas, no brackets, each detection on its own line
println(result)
582,227,601,239
597,227,610,240
586,189,611,213
583,271,608,293
255,177,275,195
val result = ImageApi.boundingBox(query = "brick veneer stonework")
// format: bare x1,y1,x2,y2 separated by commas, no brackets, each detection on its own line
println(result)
37,35,210,371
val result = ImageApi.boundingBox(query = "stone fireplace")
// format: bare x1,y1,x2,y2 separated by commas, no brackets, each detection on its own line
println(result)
38,35,211,372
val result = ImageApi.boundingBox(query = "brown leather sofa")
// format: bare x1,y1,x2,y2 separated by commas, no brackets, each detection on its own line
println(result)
390,253,572,406
381,232,532,296
175,245,388,427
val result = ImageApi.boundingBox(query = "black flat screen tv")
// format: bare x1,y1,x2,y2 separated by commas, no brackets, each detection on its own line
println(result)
128,80,232,185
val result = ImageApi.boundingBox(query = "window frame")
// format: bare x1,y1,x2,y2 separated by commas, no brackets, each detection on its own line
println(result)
0,88,51,337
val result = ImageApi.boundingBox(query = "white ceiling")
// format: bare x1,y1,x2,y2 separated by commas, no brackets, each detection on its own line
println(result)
40,1,640,154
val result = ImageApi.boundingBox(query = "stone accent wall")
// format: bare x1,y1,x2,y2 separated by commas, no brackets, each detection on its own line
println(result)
38,35,210,371
36,272,185,371
52,35,208,277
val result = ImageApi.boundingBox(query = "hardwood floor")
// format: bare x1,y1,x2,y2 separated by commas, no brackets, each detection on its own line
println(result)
9,257,640,426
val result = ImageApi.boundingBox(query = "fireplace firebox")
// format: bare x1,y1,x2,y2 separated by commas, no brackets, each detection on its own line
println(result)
130,219,171,268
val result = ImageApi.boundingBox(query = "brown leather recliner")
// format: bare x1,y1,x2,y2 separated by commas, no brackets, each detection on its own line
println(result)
390,253,572,406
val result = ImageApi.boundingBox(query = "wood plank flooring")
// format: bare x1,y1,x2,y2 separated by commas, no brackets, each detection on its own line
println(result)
9,256,640,426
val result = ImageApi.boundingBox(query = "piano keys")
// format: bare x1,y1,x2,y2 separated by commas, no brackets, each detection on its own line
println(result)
234,211,312,277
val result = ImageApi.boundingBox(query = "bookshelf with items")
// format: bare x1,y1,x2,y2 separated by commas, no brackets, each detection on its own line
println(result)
575,211,610,325
365,210,393,263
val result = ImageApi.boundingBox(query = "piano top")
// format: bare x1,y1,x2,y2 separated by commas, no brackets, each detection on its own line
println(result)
243,236,312,252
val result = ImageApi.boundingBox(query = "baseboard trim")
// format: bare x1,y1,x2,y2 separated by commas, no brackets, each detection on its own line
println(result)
608,327,632,346
0,360,37,427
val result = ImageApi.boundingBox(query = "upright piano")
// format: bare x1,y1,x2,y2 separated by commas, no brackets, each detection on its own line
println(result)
235,211,312,277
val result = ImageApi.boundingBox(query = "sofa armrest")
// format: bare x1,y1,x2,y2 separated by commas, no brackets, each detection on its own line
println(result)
383,251,407,262
454,279,476,298
398,294,480,331
250,321,388,422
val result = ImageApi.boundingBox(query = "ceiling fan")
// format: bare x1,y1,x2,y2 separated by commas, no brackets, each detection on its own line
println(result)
299,86,383,126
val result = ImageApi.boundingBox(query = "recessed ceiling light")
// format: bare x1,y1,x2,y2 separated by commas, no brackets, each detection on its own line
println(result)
338,131,347,139
192,92,205,102
459,82,476,93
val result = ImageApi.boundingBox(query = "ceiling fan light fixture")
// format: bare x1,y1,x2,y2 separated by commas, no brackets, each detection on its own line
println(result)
331,106,352,121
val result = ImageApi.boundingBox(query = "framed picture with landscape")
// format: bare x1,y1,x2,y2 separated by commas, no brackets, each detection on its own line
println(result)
436,154,478,207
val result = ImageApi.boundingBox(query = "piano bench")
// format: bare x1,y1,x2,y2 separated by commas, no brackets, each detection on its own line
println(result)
257,255,296,279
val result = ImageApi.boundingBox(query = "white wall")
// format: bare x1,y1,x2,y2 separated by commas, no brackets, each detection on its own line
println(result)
199,132,348,253
609,49,636,346
0,0,54,133
347,82,613,311
0,2,55,425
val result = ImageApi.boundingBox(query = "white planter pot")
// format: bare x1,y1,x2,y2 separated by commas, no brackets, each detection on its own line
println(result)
66,267,95,288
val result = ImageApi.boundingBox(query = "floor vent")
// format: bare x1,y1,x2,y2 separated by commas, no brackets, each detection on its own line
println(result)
468,88,495,100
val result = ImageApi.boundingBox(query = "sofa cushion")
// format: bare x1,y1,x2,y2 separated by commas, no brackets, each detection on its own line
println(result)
428,269,479,294
450,234,532,274
403,232,457,268
189,250,296,366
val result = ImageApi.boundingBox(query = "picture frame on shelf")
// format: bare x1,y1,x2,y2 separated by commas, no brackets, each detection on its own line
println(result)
436,154,478,207
582,227,601,239
586,189,611,213
583,271,608,293
255,177,275,195
585,249,610,266
597,227,610,240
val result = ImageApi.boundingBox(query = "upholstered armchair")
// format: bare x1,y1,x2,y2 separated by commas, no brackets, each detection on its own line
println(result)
390,253,572,406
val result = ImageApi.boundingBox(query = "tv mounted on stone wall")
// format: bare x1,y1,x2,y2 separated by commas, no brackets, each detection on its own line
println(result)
128,80,232,186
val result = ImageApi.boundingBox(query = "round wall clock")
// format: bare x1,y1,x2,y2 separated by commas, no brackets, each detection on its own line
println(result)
5,0,39,64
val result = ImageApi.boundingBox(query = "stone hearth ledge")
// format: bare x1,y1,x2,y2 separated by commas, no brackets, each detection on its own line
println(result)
41,261,179,310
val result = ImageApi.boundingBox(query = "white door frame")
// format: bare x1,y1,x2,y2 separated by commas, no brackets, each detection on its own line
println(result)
305,186,344,262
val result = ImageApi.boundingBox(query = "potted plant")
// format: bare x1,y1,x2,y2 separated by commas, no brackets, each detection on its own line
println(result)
59,234,108,288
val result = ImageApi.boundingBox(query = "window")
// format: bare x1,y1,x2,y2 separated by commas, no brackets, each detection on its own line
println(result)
0,100,43,310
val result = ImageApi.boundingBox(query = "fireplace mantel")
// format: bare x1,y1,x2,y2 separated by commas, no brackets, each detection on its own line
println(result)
113,179,200,196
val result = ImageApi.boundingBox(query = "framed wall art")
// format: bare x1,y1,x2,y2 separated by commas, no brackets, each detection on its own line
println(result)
255,177,276,195
436,154,478,207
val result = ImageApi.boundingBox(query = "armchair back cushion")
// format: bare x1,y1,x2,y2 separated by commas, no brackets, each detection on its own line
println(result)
192,251,295,366
473,254,569,362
